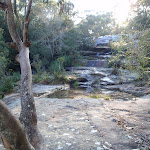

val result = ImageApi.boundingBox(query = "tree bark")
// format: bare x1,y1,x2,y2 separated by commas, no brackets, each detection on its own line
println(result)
18,45,44,150
0,1,44,149
0,100,34,150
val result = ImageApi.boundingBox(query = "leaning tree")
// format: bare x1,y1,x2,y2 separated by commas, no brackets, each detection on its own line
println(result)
0,0,43,149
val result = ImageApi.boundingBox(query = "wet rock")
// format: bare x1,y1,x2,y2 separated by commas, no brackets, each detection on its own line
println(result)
101,77,115,85
96,35,112,46
95,142,101,145
78,77,88,82
112,119,117,122
86,60,108,68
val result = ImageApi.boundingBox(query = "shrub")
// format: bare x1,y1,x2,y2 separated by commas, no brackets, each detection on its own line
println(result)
33,71,51,84
105,96,111,100
0,72,20,99
50,56,66,78
109,30,150,81
72,81,79,89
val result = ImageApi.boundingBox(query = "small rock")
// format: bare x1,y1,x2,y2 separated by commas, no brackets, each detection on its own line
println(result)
85,120,90,122
86,139,91,141
95,142,101,145
94,116,98,118
71,129,75,131
126,127,134,130
127,135,133,139
66,143,72,146
80,117,85,120
48,124,53,128
63,133,69,136
105,142,112,147
103,145,109,149
57,146,63,149
91,130,98,133
97,147,104,150
112,119,117,122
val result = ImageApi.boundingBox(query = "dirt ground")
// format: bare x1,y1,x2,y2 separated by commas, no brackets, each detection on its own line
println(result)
0,87,150,150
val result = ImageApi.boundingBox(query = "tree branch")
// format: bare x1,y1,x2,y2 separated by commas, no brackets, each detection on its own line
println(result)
0,100,34,150
5,0,22,50
23,0,32,46
0,1,8,11
14,0,23,31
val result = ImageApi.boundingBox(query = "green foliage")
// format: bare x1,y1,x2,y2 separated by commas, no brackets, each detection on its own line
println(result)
61,29,82,66
90,95,101,99
110,29,150,80
50,56,66,77
0,72,20,99
109,40,127,71
29,1,81,68
124,30,150,79
0,28,10,78
33,71,51,84
110,0,150,81
105,96,111,100
89,93,111,100
78,12,115,43
128,0,150,31
72,81,79,89
32,54,43,74
32,54,52,84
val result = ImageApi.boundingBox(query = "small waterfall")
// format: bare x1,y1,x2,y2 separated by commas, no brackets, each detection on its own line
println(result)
86,59,108,68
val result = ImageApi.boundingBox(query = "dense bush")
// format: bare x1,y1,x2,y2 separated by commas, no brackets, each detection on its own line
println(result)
109,30,150,80
0,28,10,78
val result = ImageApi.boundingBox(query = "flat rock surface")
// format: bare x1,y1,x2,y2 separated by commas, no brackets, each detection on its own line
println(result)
103,83,150,96
1,86,150,150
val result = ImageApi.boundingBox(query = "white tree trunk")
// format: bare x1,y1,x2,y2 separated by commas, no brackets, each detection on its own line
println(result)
19,46,44,150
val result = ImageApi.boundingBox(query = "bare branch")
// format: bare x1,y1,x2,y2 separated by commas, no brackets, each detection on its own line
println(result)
23,0,32,46
7,42,19,51
14,0,23,31
25,0,32,20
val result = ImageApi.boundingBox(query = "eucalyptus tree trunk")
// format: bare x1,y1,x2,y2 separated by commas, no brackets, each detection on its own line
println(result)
19,45,43,149
0,100,34,150
0,0,43,149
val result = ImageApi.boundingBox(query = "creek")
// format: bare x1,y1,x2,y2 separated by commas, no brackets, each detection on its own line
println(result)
65,45,140,96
